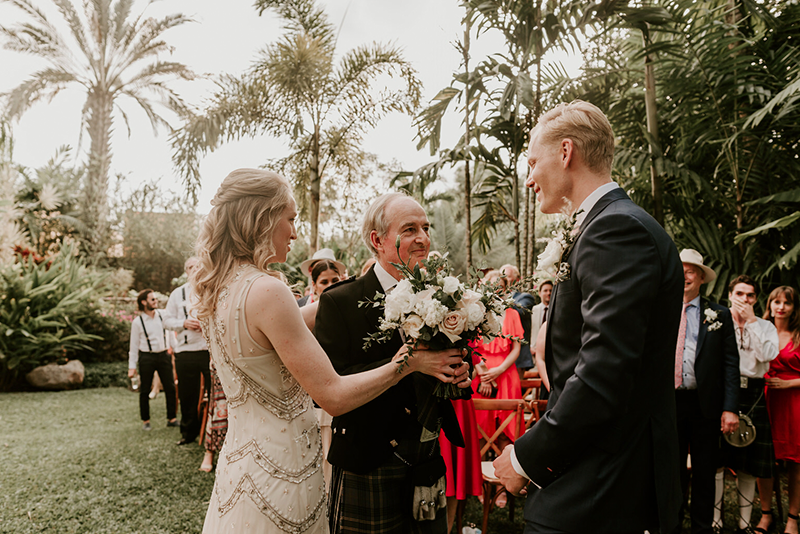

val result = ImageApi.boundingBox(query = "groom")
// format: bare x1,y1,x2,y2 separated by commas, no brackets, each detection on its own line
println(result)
315,192,469,534
493,100,684,534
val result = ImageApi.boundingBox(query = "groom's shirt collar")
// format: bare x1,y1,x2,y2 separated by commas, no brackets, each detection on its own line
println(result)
374,261,399,292
575,181,620,228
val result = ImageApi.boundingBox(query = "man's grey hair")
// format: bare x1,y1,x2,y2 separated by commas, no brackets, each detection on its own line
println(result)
362,192,410,256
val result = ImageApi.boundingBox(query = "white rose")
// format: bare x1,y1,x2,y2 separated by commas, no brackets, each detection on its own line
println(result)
464,301,486,331
483,311,502,335
440,309,468,342
442,276,461,295
412,287,435,307
402,314,425,340
461,289,482,307
537,239,564,278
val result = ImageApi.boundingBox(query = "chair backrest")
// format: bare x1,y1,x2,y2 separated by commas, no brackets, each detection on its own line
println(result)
472,398,526,458
519,378,544,428
522,369,540,379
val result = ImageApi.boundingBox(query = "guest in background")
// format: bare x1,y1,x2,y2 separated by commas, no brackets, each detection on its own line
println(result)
714,275,779,534
530,280,553,377
164,256,211,446
128,289,178,431
763,286,800,534
199,361,228,473
297,248,346,307
501,264,536,381
471,270,524,443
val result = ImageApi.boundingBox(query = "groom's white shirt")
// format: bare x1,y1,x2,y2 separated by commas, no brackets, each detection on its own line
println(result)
373,261,399,292
509,180,620,481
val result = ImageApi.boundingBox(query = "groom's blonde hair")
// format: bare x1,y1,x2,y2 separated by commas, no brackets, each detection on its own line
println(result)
535,100,615,174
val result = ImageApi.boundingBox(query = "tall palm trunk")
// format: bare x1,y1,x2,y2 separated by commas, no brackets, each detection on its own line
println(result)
462,19,473,271
309,124,321,254
84,89,113,257
642,25,663,226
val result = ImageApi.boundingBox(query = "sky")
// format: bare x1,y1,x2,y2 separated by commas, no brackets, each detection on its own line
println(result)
0,0,582,214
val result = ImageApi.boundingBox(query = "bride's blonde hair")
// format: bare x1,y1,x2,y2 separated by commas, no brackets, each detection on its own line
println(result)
192,168,294,321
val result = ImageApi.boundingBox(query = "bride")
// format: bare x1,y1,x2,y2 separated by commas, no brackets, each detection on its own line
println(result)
192,169,469,534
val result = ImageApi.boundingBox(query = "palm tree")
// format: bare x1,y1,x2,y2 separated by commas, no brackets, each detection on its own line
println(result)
172,0,421,253
0,0,195,258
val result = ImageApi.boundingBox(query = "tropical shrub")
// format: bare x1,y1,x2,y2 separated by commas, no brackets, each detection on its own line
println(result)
0,245,108,390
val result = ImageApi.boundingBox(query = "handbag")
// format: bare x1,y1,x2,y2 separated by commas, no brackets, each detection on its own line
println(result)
723,389,762,448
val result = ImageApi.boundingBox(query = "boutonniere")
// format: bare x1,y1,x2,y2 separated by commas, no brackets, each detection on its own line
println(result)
704,308,722,331
535,206,583,286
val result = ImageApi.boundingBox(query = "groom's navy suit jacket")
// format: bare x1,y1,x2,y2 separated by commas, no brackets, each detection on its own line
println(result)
314,266,463,474
514,188,684,534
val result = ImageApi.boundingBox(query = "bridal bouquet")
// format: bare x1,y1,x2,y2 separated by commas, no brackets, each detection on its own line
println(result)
361,244,516,399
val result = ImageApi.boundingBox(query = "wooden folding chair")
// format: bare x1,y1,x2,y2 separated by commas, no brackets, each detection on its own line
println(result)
472,398,526,534
519,378,543,428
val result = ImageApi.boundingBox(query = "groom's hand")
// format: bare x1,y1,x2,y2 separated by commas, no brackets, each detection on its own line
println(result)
494,445,529,496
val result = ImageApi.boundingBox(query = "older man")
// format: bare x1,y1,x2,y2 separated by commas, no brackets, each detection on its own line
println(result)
674,249,739,534
314,192,470,534
493,100,684,534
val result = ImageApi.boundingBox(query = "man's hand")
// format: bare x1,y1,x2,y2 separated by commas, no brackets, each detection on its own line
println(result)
493,445,529,496
128,369,136,378
721,410,739,434
183,318,202,331
730,299,756,324
399,346,466,383
452,360,472,389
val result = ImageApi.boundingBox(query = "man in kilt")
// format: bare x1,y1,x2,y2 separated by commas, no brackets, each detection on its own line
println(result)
314,192,470,534
714,275,780,534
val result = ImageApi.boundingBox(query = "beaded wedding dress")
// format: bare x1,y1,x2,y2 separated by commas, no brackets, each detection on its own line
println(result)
202,265,327,534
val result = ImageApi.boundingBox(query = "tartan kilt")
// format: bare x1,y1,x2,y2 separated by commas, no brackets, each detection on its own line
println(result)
721,379,775,478
329,450,447,534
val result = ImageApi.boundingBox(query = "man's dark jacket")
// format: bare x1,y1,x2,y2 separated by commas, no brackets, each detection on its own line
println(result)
514,188,684,534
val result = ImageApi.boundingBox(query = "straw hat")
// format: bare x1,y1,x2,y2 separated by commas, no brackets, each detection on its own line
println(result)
299,248,346,279
679,249,717,283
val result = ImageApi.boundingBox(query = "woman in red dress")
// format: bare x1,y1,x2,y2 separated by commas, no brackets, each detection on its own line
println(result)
471,271,524,443
763,286,800,534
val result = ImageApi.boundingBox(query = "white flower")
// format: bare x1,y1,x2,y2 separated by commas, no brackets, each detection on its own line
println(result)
416,297,448,328
462,301,486,330
483,311,502,335
442,276,461,295
537,239,564,278
384,280,415,321
461,289,482,307
708,322,722,332
401,314,425,339
440,310,468,342
704,309,719,323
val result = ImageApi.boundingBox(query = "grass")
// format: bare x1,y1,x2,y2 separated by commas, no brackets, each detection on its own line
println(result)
0,387,791,534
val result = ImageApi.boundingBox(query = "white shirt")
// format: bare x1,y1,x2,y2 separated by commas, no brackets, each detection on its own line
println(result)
734,316,779,378
163,283,208,353
374,261,399,292
128,311,170,369
510,180,621,483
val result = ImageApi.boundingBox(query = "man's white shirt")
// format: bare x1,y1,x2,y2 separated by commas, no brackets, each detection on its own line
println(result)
128,311,170,369
733,316,779,378
163,283,208,353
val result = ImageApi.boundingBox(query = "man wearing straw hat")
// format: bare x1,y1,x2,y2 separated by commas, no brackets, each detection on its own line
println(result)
674,248,739,534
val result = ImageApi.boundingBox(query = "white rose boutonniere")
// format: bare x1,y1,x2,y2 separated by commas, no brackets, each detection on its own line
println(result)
704,308,722,331
535,206,583,287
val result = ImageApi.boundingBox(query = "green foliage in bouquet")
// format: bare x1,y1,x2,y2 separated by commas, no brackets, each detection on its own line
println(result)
0,245,106,390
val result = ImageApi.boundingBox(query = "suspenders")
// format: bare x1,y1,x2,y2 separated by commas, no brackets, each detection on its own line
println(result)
139,311,167,352
181,287,188,345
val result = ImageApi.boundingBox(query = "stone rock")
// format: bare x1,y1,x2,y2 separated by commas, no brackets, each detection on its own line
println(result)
25,360,85,390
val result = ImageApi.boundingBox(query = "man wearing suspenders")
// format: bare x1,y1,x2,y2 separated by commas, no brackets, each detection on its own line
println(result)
128,289,178,431
164,257,210,446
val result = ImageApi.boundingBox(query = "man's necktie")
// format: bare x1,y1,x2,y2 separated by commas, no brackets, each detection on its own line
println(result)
542,306,548,324
674,302,689,388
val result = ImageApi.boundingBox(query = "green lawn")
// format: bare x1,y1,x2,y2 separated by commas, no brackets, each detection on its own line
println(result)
0,387,791,534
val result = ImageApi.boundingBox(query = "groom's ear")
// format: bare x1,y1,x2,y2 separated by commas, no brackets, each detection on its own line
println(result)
560,138,575,168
